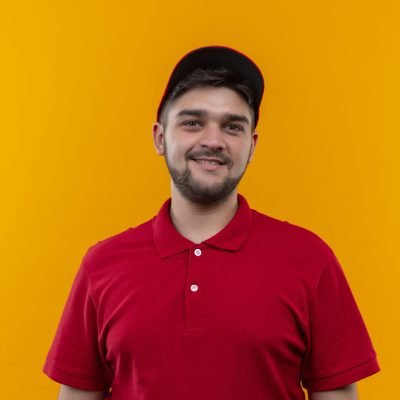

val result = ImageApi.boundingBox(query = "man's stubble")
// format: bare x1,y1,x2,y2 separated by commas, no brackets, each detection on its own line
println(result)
163,139,251,205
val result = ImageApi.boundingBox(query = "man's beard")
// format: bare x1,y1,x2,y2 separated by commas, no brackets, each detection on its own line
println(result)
164,144,250,205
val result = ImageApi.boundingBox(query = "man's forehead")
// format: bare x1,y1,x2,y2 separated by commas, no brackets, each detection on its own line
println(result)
169,87,253,120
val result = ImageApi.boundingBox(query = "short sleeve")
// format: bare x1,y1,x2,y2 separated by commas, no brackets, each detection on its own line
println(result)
301,253,380,391
43,259,113,391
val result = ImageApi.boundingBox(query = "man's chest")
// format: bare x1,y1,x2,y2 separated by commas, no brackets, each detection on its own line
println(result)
95,248,311,368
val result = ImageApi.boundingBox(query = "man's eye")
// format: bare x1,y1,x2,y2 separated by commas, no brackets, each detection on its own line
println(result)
225,124,243,132
183,120,201,127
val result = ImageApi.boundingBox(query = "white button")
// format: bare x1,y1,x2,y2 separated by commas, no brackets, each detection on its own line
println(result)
190,284,199,292
194,248,202,256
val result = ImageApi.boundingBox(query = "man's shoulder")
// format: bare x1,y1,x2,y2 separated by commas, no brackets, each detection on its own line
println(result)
82,217,155,265
251,208,334,260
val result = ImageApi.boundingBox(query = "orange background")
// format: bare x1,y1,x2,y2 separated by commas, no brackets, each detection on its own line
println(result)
1,1,398,398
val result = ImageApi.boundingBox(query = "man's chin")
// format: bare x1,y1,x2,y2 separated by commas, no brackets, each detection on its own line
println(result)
180,191,232,205
167,164,241,204
177,180,238,205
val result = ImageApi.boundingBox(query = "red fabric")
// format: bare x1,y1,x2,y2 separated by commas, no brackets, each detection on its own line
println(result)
43,194,379,399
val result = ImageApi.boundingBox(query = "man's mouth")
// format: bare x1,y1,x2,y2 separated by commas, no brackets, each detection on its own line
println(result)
191,157,226,165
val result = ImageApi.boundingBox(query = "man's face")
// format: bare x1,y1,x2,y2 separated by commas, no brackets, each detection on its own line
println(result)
153,86,258,205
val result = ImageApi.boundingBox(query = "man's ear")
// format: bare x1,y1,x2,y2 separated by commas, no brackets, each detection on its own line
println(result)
248,131,259,163
152,122,165,155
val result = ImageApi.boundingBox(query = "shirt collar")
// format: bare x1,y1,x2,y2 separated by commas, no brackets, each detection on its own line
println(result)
152,194,253,258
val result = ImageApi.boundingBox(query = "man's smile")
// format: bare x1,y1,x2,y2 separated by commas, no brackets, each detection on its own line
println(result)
192,157,225,165
190,158,227,171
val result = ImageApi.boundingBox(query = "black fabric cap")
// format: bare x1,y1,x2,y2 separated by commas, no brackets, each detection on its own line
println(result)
157,46,264,127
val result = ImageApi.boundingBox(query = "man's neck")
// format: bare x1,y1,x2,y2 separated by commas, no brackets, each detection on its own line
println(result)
169,185,239,244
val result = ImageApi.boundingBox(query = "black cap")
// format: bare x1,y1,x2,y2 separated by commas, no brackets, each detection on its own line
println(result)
157,45,264,127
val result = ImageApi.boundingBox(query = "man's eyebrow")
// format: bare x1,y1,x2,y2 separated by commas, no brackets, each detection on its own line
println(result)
175,109,207,118
175,109,249,125
222,113,250,125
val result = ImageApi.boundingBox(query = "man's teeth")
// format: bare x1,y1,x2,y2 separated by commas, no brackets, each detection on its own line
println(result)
196,159,220,165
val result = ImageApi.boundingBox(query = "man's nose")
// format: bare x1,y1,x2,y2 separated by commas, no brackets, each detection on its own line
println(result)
199,124,226,150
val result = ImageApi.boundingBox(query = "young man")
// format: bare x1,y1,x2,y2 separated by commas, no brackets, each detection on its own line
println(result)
43,46,380,400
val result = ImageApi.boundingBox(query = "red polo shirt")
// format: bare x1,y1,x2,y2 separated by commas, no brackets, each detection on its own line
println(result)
43,194,379,399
